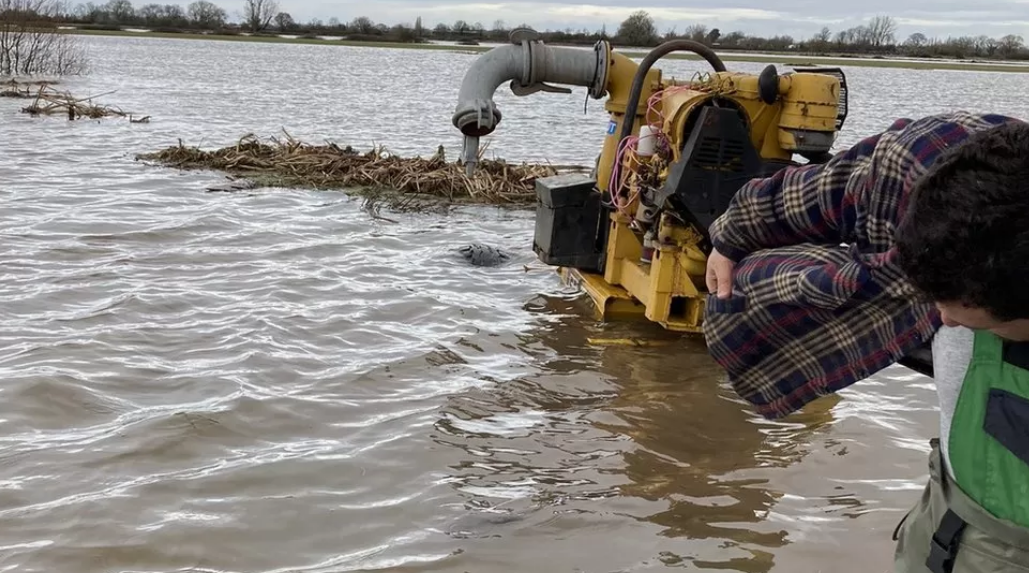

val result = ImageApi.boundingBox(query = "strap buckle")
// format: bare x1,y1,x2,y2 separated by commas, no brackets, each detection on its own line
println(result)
926,534,958,573
925,509,967,573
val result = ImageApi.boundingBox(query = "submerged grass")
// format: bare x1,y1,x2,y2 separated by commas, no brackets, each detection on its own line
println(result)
137,133,587,210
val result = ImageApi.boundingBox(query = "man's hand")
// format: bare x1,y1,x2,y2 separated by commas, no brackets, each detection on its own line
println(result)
705,248,735,299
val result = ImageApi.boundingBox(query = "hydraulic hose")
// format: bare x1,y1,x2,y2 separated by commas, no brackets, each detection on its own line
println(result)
617,40,727,146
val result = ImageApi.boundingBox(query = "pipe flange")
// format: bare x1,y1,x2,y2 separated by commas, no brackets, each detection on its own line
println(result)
530,39,546,86
509,27,540,45
452,99,501,136
510,27,541,88
589,41,610,100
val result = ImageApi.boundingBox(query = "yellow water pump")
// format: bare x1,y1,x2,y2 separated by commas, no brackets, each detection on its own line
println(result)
452,30,849,333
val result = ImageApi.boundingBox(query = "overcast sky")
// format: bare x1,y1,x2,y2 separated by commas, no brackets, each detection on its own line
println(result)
255,1,1029,40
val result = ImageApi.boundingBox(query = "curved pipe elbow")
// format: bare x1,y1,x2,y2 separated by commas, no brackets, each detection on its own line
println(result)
451,41,606,139
451,44,524,138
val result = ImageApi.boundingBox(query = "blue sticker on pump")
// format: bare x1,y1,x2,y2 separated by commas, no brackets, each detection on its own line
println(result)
607,120,617,134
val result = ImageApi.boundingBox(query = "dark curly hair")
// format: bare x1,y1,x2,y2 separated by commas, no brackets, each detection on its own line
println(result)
894,120,1029,322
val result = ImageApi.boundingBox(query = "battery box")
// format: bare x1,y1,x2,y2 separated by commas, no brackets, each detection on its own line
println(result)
532,173,607,273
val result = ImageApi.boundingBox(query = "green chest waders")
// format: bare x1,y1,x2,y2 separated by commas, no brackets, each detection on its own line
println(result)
894,331,1029,573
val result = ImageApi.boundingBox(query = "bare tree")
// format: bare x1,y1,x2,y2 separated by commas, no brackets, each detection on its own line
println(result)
105,0,134,24
974,35,998,56
998,34,1024,58
137,3,162,25
866,14,896,48
188,0,225,29
904,32,927,47
74,2,104,22
1,0,88,77
683,23,707,42
853,25,873,45
241,0,277,32
162,4,187,27
273,11,293,31
349,16,374,34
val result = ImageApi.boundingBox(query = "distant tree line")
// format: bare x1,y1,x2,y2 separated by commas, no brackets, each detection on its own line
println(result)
67,0,229,30
442,11,1029,61
6,1,1029,62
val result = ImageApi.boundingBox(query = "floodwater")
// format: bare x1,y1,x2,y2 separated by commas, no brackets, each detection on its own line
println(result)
2,35,1029,573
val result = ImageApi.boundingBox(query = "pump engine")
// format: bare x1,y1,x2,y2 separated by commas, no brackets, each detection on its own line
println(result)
451,30,848,332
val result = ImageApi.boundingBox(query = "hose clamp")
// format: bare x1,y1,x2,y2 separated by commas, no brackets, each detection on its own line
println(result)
508,27,572,97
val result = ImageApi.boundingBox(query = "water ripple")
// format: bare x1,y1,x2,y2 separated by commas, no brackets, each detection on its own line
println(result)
3,34,1029,573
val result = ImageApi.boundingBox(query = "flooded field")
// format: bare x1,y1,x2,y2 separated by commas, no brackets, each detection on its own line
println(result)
3,35,1029,573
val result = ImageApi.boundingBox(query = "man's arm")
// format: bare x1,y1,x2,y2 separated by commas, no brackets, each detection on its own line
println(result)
701,112,1015,419
709,120,909,263
710,112,1020,263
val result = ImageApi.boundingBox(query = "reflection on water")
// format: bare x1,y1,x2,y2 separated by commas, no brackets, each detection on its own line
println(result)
433,294,843,572
1,33,1027,573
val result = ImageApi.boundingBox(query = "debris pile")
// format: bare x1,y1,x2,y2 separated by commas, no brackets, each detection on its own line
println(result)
16,84,148,122
137,133,585,206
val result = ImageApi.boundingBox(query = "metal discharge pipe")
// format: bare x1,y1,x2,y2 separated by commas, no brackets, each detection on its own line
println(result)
451,31,608,174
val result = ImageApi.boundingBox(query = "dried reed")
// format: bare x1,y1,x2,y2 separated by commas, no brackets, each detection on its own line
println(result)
137,133,587,207
17,84,146,121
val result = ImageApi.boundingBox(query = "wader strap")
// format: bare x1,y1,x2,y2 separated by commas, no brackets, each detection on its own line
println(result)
925,439,1029,565
926,509,967,573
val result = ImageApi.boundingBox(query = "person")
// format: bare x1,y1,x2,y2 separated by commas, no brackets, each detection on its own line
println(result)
701,110,1029,572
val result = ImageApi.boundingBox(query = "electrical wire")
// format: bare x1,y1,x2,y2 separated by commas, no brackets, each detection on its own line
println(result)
610,74,725,217
608,134,638,215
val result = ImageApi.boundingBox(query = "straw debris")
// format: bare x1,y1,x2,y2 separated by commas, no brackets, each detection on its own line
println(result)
17,84,147,122
137,133,587,208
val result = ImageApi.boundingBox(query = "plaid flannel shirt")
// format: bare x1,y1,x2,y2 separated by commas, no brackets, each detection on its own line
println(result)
703,111,1020,419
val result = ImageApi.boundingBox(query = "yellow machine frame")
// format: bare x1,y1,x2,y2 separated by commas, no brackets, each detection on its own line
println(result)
451,34,847,334
555,43,845,333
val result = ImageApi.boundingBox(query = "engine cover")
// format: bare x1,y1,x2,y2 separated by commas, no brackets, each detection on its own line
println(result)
653,105,764,236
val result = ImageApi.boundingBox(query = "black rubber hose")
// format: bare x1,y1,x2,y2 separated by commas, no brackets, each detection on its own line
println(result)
617,40,727,146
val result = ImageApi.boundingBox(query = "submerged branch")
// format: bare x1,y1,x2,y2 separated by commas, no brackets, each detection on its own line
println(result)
0,78,56,98
15,84,147,121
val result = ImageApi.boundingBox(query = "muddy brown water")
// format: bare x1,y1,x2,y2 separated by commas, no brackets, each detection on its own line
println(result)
3,35,1029,573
